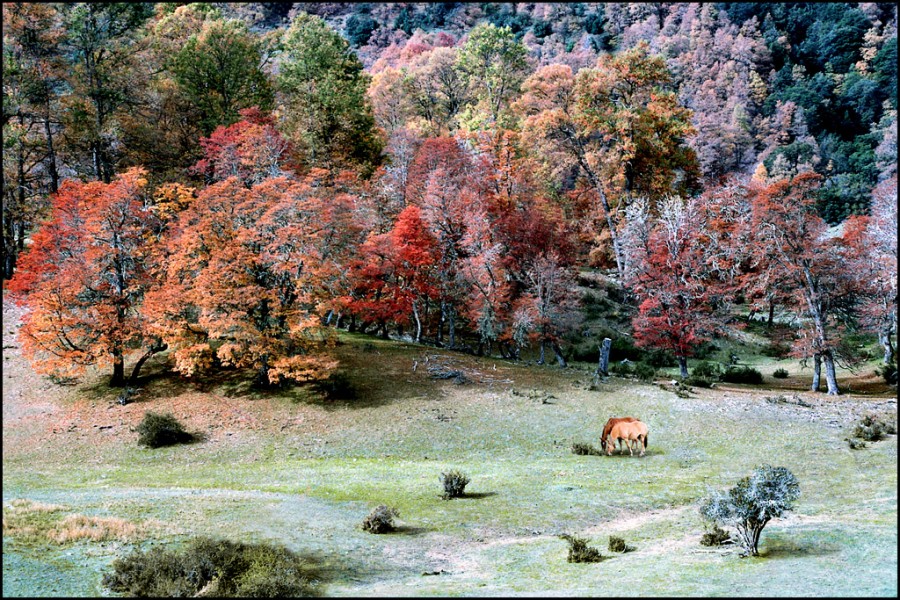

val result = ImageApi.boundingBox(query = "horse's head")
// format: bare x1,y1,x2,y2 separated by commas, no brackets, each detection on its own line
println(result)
599,436,607,452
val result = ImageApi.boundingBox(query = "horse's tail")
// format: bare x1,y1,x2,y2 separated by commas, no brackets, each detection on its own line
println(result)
644,431,648,449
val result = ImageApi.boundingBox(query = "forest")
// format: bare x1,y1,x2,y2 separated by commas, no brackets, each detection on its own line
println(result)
3,2,897,395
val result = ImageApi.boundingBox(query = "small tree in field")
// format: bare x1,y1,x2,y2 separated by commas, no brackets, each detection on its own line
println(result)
700,465,800,557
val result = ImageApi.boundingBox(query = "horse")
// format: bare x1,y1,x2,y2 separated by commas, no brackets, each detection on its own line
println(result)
605,420,649,457
600,417,638,454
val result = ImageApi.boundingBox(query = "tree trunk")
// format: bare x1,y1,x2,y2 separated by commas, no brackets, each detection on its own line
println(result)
767,301,775,328
811,353,821,392
413,301,422,343
822,350,840,395
129,341,168,383
43,110,59,194
537,342,545,365
880,329,894,365
111,348,126,387
552,342,567,368
677,355,688,379
447,305,456,348
256,355,271,387
597,337,612,376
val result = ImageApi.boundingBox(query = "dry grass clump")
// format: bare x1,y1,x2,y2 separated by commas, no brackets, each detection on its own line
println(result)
47,514,150,543
571,442,604,456
3,498,158,545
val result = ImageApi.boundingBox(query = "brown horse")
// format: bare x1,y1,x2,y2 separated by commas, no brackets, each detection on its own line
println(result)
605,420,649,456
600,417,638,454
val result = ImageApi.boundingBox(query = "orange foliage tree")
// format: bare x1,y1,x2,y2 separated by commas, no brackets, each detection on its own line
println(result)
143,175,338,386
7,168,166,386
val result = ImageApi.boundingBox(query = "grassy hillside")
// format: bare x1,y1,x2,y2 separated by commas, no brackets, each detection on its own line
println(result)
2,297,897,596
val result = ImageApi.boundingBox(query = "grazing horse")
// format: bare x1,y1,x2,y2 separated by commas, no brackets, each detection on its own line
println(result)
605,420,649,456
600,417,638,454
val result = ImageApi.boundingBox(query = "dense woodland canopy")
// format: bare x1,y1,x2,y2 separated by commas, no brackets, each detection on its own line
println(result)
3,2,897,395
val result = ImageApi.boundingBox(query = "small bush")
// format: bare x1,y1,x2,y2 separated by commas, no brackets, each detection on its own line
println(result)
761,343,791,358
609,360,633,376
633,362,657,382
853,414,890,442
440,469,470,499
102,537,316,597
607,536,626,552
772,368,789,379
560,534,602,563
721,365,764,385
700,524,731,546
571,442,603,456
136,412,194,448
847,437,867,450
361,505,399,534
877,362,897,385
684,375,715,388
691,361,722,380
644,348,677,368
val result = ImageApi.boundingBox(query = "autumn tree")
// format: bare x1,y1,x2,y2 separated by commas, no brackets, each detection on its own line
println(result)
7,168,166,386
192,107,297,186
624,194,740,378
144,176,338,386
516,43,700,278
750,172,857,394
276,12,383,173
170,17,274,136
842,175,897,365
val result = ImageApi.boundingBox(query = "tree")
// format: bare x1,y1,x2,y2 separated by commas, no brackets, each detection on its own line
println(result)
7,168,166,386
750,172,857,394
192,107,296,186
276,12,383,173
169,17,274,136
842,175,897,365
59,3,155,183
516,43,700,278
456,23,529,131
144,176,339,386
700,465,800,557
625,193,743,378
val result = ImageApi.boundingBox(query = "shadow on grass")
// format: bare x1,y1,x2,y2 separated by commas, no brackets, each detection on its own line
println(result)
390,525,432,536
455,492,498,500
598,448,665,459
758,536,842,559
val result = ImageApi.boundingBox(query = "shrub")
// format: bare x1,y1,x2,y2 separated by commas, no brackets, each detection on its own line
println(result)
772,368,789,379
440,469,470,499
761,343,791,358
571,442,603,456
853,414,890,442
633,362,657,382
847,437,867,450
700,524,731,546
691,361,722,380
361,505,399,534
700,465,800,557
136,412,194,448
607,536,626,552
644,348,677,368
101,537,316,597
721,365,764,385
559,534,602,563
609,360,634,376
876,362,897,385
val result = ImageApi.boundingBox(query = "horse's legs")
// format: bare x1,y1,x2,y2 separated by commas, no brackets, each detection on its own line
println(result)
628,438,634,456
639,436,645,457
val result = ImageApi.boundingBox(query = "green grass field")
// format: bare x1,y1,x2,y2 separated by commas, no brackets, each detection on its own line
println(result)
3,303,897,597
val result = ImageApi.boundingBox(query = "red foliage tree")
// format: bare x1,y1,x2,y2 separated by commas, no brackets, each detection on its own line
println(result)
7,168,165,386
750,172,857,394
192,107,297,186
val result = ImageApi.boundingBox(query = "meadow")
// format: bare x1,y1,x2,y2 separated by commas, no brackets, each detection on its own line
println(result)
2,298,897,597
